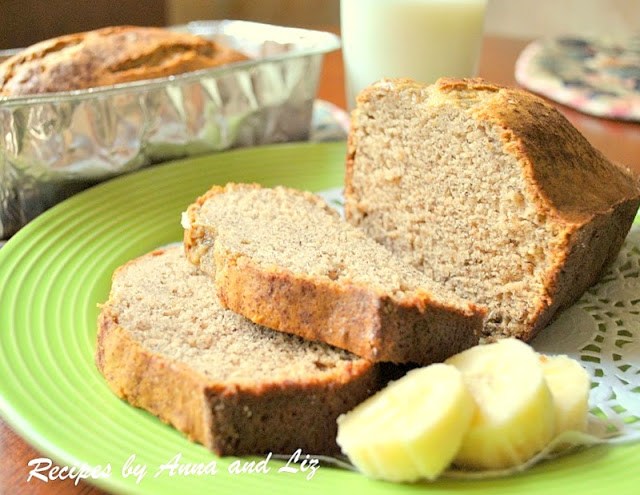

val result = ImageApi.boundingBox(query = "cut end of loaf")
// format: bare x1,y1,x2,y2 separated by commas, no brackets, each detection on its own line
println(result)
346,77,640,341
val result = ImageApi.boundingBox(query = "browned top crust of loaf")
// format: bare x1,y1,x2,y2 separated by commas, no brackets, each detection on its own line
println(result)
0,25,249,96
96,246,379,456
345,77,640,342
183,183,486,365
361,77,640,224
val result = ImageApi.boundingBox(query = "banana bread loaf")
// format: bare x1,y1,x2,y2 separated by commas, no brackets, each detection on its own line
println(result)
182,183,485,365
0,25,248,96
345,77,640,342
95,246,379,456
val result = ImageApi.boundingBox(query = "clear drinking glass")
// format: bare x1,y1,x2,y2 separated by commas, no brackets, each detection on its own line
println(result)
341,0,488,109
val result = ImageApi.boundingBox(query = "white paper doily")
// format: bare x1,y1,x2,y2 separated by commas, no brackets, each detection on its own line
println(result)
318,187,640,446
533,227,640,443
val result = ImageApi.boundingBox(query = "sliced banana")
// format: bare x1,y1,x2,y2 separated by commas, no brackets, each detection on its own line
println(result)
445,338,555,470
336,363,476,482
539,354,590,435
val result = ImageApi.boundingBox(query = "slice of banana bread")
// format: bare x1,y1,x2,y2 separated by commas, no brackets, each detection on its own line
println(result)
95,246,379,456
183,183,485,365
345,77,640,341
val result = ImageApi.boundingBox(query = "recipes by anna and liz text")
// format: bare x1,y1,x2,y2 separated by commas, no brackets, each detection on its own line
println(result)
27,449,320,486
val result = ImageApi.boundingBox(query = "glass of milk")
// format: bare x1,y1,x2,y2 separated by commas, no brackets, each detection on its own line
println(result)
341,0,488,109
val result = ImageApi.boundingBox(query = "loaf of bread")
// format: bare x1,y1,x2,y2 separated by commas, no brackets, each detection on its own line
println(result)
182,183,485,365
0,25,249,96
345,77,640,342
95,246,379,456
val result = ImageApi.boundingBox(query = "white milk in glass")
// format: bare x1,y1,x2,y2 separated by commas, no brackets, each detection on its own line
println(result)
341,0,487,108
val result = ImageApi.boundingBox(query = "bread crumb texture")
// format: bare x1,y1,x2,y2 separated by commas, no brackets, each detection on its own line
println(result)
103,247,367,383
345,77,640,341
194,184,482,304
184,184,485,364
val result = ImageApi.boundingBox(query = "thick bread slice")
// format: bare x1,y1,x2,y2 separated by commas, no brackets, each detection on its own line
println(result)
183,183,485,364
95,246,379,456
345,77,640,342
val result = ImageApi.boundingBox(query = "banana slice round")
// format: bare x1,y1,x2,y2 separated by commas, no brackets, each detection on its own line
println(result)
336,363,476,482
540,354,590,435
445,338,555,470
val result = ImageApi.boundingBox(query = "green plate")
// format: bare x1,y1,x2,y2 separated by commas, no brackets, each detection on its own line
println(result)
0,141,638,495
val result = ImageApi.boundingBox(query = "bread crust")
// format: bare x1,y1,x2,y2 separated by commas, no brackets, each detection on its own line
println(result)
347,77,640,224
345,77,640,341
0,26,249,96
213,245,481,363
96,248,380,456
525,197,640,340
96,306,214,447
184,184,484,364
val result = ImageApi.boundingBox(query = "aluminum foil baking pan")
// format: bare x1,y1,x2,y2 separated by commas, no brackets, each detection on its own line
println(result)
0,20,340,238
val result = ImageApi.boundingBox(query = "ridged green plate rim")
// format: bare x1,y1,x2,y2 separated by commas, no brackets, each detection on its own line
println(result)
0,141,638,495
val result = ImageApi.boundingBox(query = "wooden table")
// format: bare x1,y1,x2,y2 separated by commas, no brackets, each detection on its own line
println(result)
1,34,639,495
